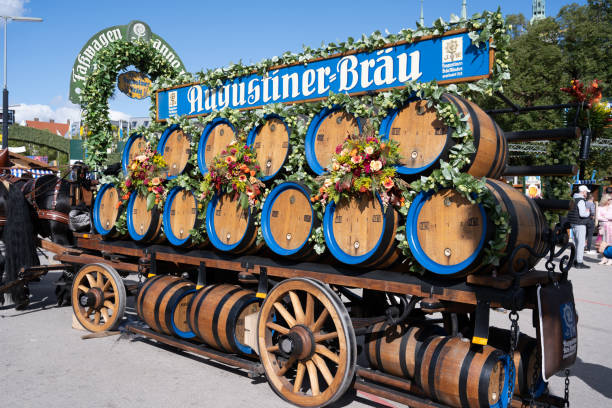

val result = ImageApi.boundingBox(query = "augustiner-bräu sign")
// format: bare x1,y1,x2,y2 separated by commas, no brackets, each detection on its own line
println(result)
69,20,187,104
155,29,493,121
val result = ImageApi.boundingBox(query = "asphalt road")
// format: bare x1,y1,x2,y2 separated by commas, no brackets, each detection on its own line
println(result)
1,252,611,408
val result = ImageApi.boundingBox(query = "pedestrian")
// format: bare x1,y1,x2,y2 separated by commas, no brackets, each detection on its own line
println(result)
568,185,591,269
597,240,612,265
585,193,596,253
597,193,612,265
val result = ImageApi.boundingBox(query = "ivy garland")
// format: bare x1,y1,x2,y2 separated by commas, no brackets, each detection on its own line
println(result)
80,40,188,170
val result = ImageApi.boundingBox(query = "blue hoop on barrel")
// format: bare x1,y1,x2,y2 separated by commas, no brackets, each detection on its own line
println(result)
261,182,314,257
406,190,487,275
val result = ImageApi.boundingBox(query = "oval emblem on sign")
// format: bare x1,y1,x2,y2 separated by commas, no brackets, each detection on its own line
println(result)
117,71,152,99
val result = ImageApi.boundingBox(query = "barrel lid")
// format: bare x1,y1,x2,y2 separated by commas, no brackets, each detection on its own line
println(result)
127,191,154,241
323,194,386,265
206,194,251,251
93,183,120,235
379,99,451,176
305,106,361,175
121,133,145,175
157,124,190,180
163,186,197,246
197,118,236,175
246,114,290,181
261,182,314,256
406,190,487,275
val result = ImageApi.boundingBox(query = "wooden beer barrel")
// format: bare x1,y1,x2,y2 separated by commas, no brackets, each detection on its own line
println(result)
260,182,318,260
205,194,261,255
365,322,446,379
246,115,290,181
121,133,146,174
157,124,191,179
92,183,123,238
186,284,260,355
488,327,547,398
136,275,197,339
197,118,236,175
416,335,514,408
305,107,361,175
163,186,202,248
379,94,507,178
406,178,549,276
323,194,400,267
126,191,163,243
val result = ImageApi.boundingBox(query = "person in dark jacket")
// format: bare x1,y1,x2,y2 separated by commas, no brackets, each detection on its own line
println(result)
568,185,591,269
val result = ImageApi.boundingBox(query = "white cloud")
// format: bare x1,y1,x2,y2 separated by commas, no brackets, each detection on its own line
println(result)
13,102,132,124
0,0,29,18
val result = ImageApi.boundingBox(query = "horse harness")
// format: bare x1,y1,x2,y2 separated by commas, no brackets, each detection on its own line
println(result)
22,177,70,225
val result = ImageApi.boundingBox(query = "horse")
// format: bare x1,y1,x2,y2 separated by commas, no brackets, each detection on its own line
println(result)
0,162,97,308
1,179,39,309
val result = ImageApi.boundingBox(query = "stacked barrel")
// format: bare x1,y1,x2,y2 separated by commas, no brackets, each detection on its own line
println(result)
366,322,515,408
136,276,260,355
92,94,554,280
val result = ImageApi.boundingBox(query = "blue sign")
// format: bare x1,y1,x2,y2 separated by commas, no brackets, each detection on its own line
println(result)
156,30,491,121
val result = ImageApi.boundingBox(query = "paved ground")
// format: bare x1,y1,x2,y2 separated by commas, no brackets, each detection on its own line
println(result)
1,250,611,408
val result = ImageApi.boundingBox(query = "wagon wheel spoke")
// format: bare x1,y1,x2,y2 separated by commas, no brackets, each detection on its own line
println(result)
312,354,334,386
311,308,329,332
305,293,314,327
266,321,290,335
305,360,320,396
314,331,338,343
277,356,296,376
94,311,101,325
96,272,103,288
289,291,305,325
266,344,280,353
273,302,296,327
86,307,94,317
103,291,115,299
315,344,340,364
103,300,115,310
85,273,96,288
77,284,89,292
102,279,112,291
101,308,110,323
293,362,306,393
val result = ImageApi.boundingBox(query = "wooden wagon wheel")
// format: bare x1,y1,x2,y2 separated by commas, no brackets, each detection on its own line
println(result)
71,263,126,332
257,278,356,407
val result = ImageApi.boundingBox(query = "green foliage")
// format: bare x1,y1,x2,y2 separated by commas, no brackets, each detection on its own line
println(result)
80,40,188,169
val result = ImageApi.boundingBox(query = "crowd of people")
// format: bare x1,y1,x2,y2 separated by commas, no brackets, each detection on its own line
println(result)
569,185,612,269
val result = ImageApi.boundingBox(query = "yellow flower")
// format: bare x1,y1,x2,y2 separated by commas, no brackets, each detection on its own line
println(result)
130,162,138,170
383,177,394,190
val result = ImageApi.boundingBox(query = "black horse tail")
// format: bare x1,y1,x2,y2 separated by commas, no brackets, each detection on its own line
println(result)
3,182,39,309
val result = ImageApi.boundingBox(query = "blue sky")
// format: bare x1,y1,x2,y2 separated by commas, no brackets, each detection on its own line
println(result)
0,0,586,124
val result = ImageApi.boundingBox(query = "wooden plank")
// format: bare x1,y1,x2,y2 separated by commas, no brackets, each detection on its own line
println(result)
54,253,139,273
73,236,546,307
126,324,263,375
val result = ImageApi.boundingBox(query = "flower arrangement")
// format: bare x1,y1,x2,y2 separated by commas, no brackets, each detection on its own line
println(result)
561,79,611,138
199,138,265,209
121,143,168,210
314,122,409,210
